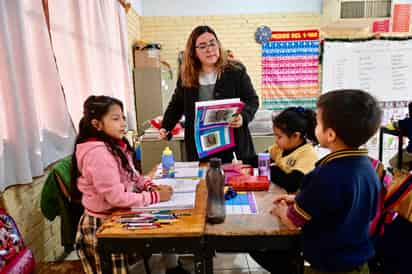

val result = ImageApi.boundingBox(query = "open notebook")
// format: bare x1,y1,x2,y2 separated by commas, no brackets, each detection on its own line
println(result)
132,178,199,211
132,192,196,211
154,162,200,178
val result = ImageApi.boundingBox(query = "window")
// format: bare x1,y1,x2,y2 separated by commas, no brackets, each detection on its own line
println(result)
340,0,392,19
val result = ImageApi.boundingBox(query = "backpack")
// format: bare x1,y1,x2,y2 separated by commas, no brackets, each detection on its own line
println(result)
370,173,412,274
0,208,35,274
369,158,395,237
370,169,412,238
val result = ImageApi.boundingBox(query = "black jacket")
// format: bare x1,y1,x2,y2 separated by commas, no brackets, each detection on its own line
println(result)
162,63,259,163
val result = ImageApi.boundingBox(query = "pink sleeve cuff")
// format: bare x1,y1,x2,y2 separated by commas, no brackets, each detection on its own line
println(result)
144,177,156,191
149,191,160,204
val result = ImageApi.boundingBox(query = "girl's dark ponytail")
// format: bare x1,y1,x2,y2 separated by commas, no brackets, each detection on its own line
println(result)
302,109,318,145
272,106,318,145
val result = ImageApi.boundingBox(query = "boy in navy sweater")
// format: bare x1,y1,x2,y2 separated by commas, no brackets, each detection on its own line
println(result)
272,89,382,274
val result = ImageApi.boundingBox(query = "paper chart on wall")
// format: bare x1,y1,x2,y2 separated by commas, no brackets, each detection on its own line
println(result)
261,29,320,111
322,39,412,102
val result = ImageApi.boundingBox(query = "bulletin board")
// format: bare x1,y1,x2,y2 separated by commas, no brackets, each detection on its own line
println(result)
322,38,412,153
322,38,412,102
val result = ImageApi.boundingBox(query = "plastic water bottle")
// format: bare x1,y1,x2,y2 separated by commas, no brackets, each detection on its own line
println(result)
161,146,175,178
206,158,226,224
258,152,270,179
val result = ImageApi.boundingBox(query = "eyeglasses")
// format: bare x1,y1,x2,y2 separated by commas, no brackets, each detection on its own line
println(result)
195,40,218,51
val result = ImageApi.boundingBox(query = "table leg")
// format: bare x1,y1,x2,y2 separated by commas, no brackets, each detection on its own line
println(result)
100,250,112,274
193,252,206,274
204,252,213,274
379,128,383,162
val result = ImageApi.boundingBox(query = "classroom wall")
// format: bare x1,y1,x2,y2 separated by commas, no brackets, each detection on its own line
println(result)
140,0,322,16
130,0,143,16
0,3,409,264
140,13,321,97
127,8,141,64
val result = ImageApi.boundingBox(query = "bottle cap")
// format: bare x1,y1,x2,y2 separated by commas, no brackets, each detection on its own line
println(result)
209,158,222,168
258,152,270,160
163,146,172,155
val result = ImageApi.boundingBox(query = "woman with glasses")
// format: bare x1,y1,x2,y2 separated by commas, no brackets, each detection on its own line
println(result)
159,25,259,164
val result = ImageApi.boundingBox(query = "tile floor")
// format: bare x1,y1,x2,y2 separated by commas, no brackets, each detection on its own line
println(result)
65,251,270,274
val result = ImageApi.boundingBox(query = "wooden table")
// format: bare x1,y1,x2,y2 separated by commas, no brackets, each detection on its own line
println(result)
204,184,302,274
379,126,403,169
96,181,208,274
97,180,302,274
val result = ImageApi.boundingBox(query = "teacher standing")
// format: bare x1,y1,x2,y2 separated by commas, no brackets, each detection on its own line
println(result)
160,25,259,163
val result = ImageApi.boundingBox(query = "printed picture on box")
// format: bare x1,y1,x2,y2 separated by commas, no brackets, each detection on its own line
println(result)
202,132,220,149
204,108,237,124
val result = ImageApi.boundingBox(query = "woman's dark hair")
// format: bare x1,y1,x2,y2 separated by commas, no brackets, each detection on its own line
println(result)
70,95,137,200
272,107,318,144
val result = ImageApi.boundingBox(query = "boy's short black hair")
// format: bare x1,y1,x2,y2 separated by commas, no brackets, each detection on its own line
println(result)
317,89,382,148
408,102,412,117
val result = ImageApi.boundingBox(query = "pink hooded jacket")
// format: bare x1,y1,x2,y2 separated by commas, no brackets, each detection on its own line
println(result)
76,141,159,219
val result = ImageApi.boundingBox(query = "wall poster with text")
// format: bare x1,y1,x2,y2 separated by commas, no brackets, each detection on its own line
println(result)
261,30,320,111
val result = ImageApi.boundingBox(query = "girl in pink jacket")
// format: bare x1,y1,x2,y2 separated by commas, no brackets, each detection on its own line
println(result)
72,95,177,274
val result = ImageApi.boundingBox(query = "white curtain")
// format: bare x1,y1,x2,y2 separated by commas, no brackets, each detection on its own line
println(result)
0,0,76,190
47,0,136,130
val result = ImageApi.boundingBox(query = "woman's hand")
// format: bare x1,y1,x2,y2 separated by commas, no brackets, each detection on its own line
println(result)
159,128,169,141
228,114,243,128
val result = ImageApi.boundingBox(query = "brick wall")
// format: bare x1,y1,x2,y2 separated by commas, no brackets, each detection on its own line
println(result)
1,172,63,262
127,8,141,65
140,13,321,96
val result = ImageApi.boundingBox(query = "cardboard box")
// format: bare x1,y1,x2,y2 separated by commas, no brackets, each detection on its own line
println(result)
133,47,160,68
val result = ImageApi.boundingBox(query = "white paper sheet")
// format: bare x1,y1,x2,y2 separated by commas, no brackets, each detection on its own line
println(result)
152,178,199,193
132,192,196,211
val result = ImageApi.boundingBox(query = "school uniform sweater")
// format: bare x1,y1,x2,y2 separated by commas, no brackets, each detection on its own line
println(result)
289,149,381,272
268,142,318,192
76,141,159,219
